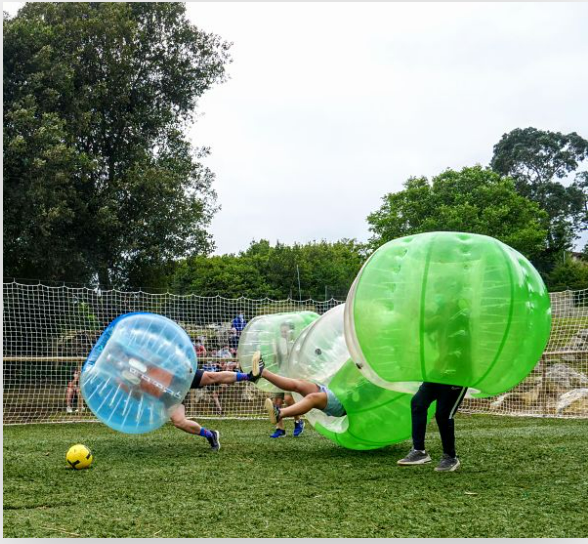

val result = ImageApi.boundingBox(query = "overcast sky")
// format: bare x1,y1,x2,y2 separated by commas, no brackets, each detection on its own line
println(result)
6,2,588,254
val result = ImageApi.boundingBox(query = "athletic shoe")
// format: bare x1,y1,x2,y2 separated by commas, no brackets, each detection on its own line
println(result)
207,430,221,452
396,448,432,465
434,454,460,472
264,397,281,425
293,419,305,437
66,406,73,413
248,351,265,383
270,429,286,439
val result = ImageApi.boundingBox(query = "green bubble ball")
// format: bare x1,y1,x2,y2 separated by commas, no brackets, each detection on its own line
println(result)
288,305,431,450
236,311,319,393
345,232,552,397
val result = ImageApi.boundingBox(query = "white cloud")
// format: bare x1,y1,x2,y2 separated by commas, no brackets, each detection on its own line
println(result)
184,3,588,254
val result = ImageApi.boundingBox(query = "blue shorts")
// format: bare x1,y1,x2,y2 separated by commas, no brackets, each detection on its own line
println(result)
318,385,347,418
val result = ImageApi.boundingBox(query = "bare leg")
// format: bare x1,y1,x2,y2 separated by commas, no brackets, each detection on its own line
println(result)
261,369,319,397
211,390,223,414
76,387,84,412
170,403,203,435
284,394,301,423
274,396,286,431
201,371,240,385
278,392,328,419
66,384,75,408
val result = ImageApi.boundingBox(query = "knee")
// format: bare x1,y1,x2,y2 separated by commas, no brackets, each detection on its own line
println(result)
292,382,306,395
306,392,325,407
411,395,427,414
170,413,185,429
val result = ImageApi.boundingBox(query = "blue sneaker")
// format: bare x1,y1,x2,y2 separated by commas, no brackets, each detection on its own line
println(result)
270,429,286,439
206,430,221,452
293,419,305,437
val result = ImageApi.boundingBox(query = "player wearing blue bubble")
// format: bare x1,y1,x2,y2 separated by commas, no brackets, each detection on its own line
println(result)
170,366,263,451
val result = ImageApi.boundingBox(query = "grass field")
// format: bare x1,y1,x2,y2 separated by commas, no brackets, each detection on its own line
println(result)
4,415,588,538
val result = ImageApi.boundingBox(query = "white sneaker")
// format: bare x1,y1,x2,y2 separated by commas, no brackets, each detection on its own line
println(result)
264,397,279,425
66,406,73,413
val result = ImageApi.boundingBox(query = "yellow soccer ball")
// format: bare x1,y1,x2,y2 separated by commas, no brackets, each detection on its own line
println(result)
66,444,93,470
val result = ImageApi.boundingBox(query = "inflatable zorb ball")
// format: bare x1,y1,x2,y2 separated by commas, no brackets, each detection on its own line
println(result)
287,304,423,450
81,313,197,434
345,232,551,397
237,311,319,393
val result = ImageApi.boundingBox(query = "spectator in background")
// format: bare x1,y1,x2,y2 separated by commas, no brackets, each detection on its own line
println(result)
216,343,239,371
232,313,247,336
199,357,224,415
268,321,305,438
228,328,240,351
66,370,80,413
215,344,233,360
194,337,207,359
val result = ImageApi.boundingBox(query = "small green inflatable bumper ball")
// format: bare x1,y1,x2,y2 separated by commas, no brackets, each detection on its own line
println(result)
288,305,425,450
345,232,552,398
236,311,320,393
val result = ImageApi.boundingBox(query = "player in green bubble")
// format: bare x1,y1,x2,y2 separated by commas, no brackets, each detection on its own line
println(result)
250,352,347,423
397,382,468,472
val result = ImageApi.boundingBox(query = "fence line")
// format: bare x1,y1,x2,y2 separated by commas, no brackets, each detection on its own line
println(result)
3,282,587,425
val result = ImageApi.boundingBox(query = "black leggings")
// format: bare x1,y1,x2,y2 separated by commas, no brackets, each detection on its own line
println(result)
411,382,467,458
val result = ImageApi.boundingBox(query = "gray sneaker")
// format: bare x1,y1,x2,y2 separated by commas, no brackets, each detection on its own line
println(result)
207,430,221,452
397,448,432,465
434,454,460,472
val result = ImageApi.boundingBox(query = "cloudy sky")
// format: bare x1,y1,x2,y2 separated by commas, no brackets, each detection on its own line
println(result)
6,2,588,254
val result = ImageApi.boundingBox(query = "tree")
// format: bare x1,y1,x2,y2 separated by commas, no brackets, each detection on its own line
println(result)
546,257,588,292
3,3,231,286
168,239,366,300
242,239,366,300
170,254,276,299
490,127,588,268
367,166,549,261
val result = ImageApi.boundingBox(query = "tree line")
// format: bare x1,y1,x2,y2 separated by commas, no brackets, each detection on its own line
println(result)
4,3,588,297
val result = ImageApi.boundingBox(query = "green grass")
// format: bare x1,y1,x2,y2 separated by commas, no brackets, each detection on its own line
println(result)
4,415,588,538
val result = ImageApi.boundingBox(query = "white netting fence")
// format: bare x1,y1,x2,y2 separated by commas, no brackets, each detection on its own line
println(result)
3,281,588,424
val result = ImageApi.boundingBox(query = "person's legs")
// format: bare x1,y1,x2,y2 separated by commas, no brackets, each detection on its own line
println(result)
250,353,313,436
211,389,223,415
273,395,286,436
265,391,327,424
170,403,203,434
411,382,439,451
285,393,304,437
280,392,326,418
260,368,319,397
434,385,467,459
201,371,245,385
397,382,438,466
170,403,220,451
66,382,75,412
75,387,84,412
284,394,301,422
